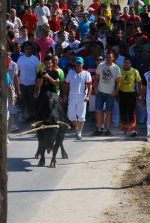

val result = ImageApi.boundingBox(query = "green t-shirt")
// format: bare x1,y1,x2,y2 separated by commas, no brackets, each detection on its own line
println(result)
144,0,150,6
55,68,65,94
135,6,143,15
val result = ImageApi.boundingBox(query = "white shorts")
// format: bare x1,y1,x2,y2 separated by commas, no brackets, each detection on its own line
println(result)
68,94,86,122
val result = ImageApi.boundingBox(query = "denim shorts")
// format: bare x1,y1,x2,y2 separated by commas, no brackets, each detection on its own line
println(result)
95,92,114,113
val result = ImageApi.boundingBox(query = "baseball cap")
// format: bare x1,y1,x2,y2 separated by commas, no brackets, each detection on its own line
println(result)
83,37,91,43
83,11,89,15
75,57,84,63
88,7,95,12
70,49,77,54
143,44,150,51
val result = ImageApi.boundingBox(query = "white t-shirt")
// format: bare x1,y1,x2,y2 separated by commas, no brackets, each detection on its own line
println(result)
7,61,18,96
6,20,14,28
96,62,121,94
144,71,150,101
65,40,80,50
34,5,50,26
51,41,69,54
11,17,22,37
17,36,28,45
129,0,144,7
116,55,125,68
54,31,69,42
17,55,40,86
65,69,92,95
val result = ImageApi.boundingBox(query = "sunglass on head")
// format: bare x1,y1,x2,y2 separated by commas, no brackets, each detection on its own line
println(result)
96,58,103,61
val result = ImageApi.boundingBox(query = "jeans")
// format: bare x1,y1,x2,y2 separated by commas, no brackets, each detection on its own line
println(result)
95,92,114,113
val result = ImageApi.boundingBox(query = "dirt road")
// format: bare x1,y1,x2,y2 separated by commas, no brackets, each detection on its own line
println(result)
30,120,149,223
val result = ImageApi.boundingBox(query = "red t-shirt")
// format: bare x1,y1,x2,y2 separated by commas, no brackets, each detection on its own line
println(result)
126,16,141,27
59,3,68,10
22,13,38,31
48,19,61,32
128,34,148,47
89,3,101,15
77,49,93,59
119,14,130,23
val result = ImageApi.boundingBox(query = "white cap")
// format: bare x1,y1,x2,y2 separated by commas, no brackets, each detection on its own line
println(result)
88,7,95,12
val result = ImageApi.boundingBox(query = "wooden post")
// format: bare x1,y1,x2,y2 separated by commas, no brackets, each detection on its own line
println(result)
0,0,7,222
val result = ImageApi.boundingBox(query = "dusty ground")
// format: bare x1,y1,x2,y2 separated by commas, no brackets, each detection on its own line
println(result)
30,119,150,223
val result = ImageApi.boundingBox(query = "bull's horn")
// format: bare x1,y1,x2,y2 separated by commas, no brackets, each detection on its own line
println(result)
9,125,59,139
57,121,71,129
31,121,44,128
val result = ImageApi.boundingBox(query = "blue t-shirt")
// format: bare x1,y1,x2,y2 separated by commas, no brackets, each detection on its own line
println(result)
88,15,95,23
77,21,91,39
7,73,12,86
11,52,25,63
58,57,72,71
84,55,95,70
6,73,12,101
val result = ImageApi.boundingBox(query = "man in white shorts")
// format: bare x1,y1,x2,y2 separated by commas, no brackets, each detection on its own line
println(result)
7,50,21,132
63,57,92,140
141,69,150,141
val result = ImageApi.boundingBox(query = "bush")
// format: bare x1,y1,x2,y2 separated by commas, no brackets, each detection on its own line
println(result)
99,0,112,6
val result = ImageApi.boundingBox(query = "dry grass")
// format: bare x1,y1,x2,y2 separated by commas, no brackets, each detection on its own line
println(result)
122,147,150,214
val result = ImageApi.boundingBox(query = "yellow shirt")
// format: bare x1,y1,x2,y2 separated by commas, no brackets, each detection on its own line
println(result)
120,68,141,92
104,9,112,28
37,63,45,73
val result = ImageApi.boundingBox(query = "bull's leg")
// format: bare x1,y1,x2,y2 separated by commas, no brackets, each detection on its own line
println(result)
50,143,59,168
35,144,41,159
37,130,46,166
38,151,45,167
61,143,68,159
50,128,66,168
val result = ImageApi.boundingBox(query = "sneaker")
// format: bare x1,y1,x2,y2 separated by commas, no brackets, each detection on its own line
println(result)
118,131,127,135
76,134,82,140
130,131,137,137
7,138,9,144
92,130,103,136
105,129,112,136
18,114,26,123
10,124,19,132
145,137,150,142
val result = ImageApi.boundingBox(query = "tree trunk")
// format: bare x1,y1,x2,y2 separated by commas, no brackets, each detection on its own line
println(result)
0,0,7,223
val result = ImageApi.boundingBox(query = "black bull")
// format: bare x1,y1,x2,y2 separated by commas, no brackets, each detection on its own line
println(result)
35,92,68,168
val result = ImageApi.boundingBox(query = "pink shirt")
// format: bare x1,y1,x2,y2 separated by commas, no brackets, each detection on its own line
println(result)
36,37,54,62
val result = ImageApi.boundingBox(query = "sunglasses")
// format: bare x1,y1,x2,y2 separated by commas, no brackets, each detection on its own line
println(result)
136,50,142,52
96,58,103,61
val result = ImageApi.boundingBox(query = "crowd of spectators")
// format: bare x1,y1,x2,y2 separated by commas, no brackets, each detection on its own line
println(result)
6,0,150,141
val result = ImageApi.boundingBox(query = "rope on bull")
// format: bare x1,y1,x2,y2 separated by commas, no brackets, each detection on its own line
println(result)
57,121,71,129
9,125,60,139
